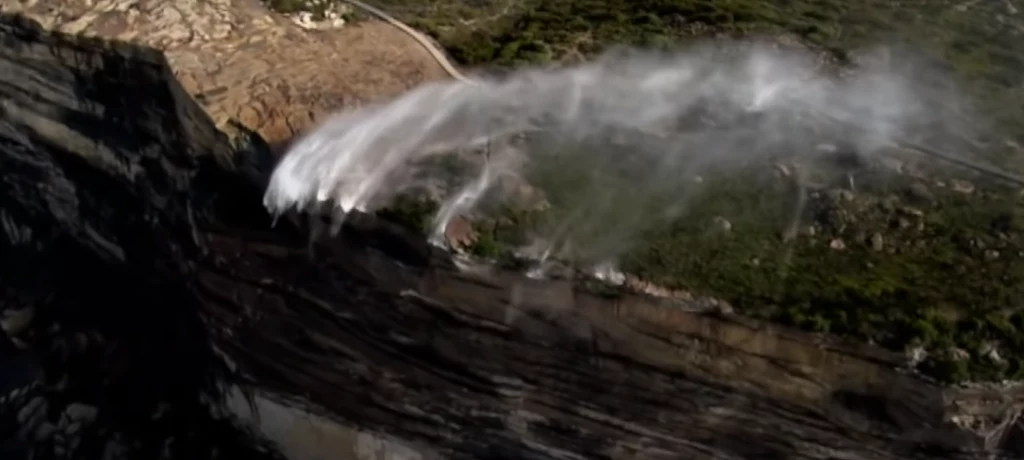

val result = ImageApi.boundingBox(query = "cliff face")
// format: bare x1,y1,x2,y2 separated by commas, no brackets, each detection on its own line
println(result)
0,13,281,459
0,12,1023,460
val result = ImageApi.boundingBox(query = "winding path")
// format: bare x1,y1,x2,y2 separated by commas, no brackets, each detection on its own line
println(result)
343,0,477,85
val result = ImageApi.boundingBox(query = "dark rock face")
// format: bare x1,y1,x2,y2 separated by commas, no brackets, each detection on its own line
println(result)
0,12,1022,460
0,13,282,460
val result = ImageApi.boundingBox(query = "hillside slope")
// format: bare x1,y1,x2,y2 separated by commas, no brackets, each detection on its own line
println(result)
302,0,1024,384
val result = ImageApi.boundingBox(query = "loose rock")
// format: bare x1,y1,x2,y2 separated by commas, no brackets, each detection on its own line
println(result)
906,182,935,204
711,216,732,233
950,179,975,194
870,233,884,251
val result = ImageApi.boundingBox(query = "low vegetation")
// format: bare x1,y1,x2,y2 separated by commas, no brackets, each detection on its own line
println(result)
618,166,1024,384
380,157,1024,384
266,0,1024,383
372,0,1024,152
374,193,439,234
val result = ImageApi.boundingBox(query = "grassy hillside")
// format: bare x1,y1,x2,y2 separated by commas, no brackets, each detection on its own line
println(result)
618,165,1024,384
378,144,1024,384
373,0,1023,148
391,0,1023,384
268,0,1024,383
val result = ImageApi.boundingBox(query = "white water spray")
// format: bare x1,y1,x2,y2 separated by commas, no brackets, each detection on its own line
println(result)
428,154,500,247
264,40,970,266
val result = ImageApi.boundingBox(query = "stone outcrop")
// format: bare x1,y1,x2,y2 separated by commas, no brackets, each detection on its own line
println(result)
1,0,451,145
2,11,1024,460
0,12,285,459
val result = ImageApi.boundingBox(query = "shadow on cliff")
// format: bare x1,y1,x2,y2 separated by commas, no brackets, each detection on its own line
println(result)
0,13,286,459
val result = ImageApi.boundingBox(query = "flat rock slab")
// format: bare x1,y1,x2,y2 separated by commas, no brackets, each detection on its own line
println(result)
4,0,451,143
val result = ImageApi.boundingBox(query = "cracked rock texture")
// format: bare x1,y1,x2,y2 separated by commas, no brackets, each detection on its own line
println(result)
2,0,450,145
2,10,1024,460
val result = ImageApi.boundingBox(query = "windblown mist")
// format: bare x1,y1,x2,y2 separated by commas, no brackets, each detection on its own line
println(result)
263,40,974,271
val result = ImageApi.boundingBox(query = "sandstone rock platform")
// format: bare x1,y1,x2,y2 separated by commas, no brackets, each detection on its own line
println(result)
3,0,452,144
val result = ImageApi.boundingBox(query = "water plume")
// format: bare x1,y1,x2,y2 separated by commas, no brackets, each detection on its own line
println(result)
264,39,973,269
428,150,506,247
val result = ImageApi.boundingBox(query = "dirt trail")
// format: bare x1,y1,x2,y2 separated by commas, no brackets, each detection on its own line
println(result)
2,0,453,143
343,0,474,84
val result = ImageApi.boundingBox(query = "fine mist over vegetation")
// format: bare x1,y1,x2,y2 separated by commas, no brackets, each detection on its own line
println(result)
264,0,1024,385
371,0,1024,154
265,42,970,218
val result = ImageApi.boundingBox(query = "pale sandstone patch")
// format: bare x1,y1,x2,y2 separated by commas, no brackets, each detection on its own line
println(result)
4,0,451,144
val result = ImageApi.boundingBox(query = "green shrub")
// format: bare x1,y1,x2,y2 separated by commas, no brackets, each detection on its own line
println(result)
920,353,971,384
375,195,439,234
467,230,504,259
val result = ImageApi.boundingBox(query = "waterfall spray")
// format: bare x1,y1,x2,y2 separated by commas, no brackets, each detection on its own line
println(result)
264,39,982,270
429,151,500,247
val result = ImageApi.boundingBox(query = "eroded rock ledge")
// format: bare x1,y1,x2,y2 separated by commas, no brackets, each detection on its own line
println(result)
1,12,1023,460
